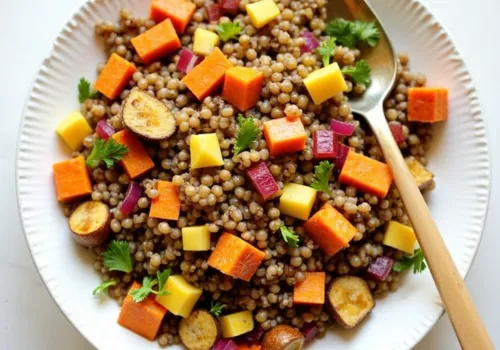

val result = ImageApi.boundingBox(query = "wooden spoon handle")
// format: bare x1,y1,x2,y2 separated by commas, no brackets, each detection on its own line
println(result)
366,107,493,350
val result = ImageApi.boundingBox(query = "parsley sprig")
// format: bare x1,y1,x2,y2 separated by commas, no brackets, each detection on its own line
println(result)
234,115,261,155
93,280,117,295
280,225,300,248
102,240,133,273
78,77,99,103
310,161,334,194
129,269,172,303
393,248,427,274
316,37,336,67
342,60,372,85
86,138,129,169
210,300,227,317
216,21,242,42
326,19,380,48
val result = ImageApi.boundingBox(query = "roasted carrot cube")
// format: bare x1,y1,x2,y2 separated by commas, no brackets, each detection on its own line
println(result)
149,180,181,221
95,53,136,100
293,272,326,305
222,66,263,111
408,87,448,123
339,150,393,198
182,48,233,101
208,232,265,281
150,0,196,33
304,203,357,256
263,117,307,157
131,19,181,64
118,281,167,340
53,156,92,202
112,130,154,179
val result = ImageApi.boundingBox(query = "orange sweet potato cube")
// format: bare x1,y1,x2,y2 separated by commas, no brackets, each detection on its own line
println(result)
293,272,326,305
53,156,92,202
131,19,181,64
263,117,307,157
150,0,196,33
112,130,154,179
149,181,181,221
408,87,448,123
118,281,167,340
304,204,357,256
95,53,136,100
222,66,263,111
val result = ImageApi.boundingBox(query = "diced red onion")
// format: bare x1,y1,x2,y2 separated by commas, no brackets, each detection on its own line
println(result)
367,256,395,281
301,323,318,343
213,339,239,350
330,119,356,136
236,326,264,344
120,181,141,216
220,0,239,15
313,130,337,160
205,3,221,22
335,144,351,170
389,122,405,144
177,49,203,74
301,31,320,54
246,162,280,201
96,120,115,140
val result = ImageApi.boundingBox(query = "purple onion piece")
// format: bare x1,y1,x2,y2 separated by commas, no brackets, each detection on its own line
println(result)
335,144,351,171
301,323,318,343
330,119,356,136
177,49,203,74
236,326,265,344
389,122,405,144
367,256,395,281
301,31,320,54
212,339,239,350
246,162,279,200
96,120,115,140
120,181,141,216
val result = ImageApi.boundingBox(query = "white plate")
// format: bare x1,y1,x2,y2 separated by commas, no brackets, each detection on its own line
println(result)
16,0,490,349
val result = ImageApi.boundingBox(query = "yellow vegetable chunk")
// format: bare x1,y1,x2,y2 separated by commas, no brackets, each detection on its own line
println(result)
193,28,220,56
182,225,211,251
56,111,93,151
383,220,417,255
190,133,224,169
279,183,317,220
246,0,280,29
220,310,254,338
303,63,348,105
156,275,202,318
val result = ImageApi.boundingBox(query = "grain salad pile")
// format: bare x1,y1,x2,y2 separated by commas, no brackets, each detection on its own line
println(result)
52,0,447,349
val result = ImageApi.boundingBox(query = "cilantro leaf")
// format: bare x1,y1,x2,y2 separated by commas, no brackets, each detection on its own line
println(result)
280,225,300,248
234,115,261,155
351,20,380,47
342,60,372,85
326,19,380,48
129,276,158,303
78,77,99,103
210,300,227,317
157,268,172,292
86,138,129,169
326,19,357,48
310,161,334,194
92,280,117,295
216,21,242,42
316,37,336,67
102,240,133,273
393,248,427,274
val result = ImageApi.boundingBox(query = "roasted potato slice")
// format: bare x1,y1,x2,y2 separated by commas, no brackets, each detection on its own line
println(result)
262,325,305,350
122,88,176,140
179,310,221,350
327,276,375,329
69,201,110,247
405,157,434,190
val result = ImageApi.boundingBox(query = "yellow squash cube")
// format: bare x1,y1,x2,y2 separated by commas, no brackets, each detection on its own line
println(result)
246,0,280,29
220,311,254,338
193,28,220,56
383,220,417,255
279,183,317,220
303,63,348,105
190,133,224,169
56,111,93,151
156,275,202,318
182,225,211,251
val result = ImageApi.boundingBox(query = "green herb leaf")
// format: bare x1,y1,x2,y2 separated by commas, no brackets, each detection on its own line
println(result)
326,19,380,48
316,37,336,67
234,115,261,155
78,77,99,103
157,268,172,292
351,20,380,47
393,248,427,274
280,225,300,248
86,138,129,169
326,19,357,48
342,59,372,85
210,300,227,317
102,240,133,273
92,280,117,295
310,161,334,194
129,277,158,303
216,21,242,42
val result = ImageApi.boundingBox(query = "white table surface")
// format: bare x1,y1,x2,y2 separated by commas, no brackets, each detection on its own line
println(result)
1,0,498,349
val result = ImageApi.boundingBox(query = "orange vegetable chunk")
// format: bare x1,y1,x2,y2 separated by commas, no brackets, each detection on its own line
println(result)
208,232,265,281
52,156,92,202
95,53,136,100
293,272,326,305
118,281,167,340
408,87,448,123
149,180,181,220
222,66,263,111
304,203,357,256
112,130,154,179
182,48,233,101
150,0,196,33
131,19,181,64
263,117,307,157
339,150,393,198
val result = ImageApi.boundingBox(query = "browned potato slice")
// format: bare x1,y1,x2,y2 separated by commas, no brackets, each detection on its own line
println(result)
327,276,375,329
405,157,434,190
122,88,176,140
179,310,220,350
69,201,110,247
262,325,305,350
